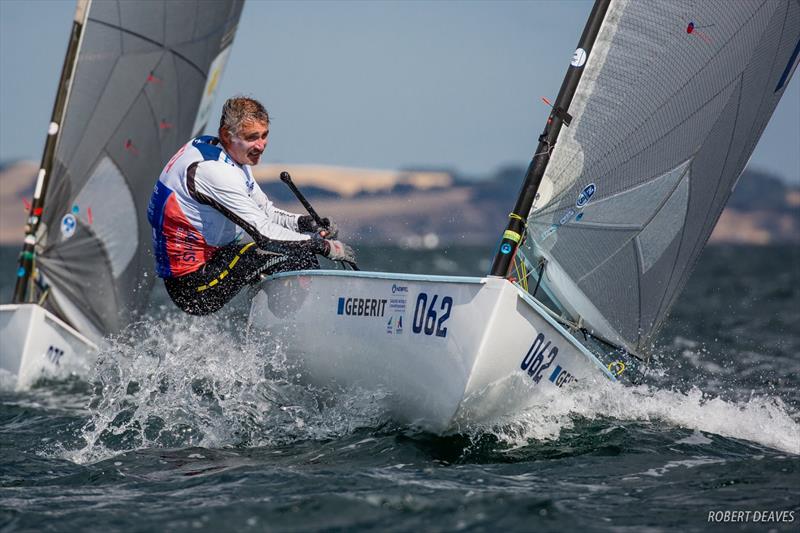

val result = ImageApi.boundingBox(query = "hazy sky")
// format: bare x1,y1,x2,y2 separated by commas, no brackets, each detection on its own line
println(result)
1,0,798,183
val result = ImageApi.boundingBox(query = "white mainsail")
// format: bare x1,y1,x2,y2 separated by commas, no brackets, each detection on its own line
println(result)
29,0,244,341
526,0,800,353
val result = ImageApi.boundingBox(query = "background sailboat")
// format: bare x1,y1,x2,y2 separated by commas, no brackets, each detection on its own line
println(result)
1,0,245,388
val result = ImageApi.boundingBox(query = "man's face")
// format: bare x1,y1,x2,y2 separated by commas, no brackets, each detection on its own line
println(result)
223,120,269,166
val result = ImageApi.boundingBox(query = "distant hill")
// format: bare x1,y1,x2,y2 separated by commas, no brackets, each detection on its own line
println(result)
301,164,800,247
0,161,37,244
0,159,797,246
709,169,800,245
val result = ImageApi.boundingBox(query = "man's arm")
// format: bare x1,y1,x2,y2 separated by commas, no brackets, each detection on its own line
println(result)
188,161,319,253
249,179,304,231
250,175,338,237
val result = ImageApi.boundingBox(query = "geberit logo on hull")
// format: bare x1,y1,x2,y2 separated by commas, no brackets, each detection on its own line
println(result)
337,297,388,317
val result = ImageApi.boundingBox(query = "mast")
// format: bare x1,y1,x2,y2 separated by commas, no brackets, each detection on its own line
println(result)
13,0,90,303
489,0,610,278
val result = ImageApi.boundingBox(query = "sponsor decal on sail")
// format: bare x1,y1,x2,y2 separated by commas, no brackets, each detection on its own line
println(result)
60,213,77,240
576,183,596,208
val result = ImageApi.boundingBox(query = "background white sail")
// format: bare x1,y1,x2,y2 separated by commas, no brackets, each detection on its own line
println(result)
527,0,800,353
34,0,245,340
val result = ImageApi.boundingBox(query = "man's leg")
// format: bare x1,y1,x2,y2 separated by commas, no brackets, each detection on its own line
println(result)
164,242,319,315
244,246,320,282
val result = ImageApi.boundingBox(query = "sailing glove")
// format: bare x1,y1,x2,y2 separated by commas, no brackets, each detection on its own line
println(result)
298,215,339,239
323,239,356,263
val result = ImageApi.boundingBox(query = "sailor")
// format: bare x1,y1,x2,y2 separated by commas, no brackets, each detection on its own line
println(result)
147,96,355,315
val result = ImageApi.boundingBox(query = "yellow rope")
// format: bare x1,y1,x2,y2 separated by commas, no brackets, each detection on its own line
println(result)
507,213,532,291
607,361,626,376
508,213,528,247
519,256,528,292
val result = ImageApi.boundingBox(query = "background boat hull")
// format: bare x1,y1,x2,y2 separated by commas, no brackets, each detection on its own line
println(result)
0,303,97,390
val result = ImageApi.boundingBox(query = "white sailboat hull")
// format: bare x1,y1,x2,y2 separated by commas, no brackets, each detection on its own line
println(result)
0,304,98,390
248,271,615,432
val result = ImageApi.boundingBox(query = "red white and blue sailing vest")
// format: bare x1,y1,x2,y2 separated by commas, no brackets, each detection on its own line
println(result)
147,136,308,278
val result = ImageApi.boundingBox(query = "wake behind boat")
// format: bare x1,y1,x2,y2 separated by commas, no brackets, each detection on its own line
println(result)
248,0,800,430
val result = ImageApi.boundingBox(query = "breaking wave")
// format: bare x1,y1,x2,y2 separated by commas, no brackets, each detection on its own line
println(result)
57,312,799,464
62,313,389,464
477,380,800,456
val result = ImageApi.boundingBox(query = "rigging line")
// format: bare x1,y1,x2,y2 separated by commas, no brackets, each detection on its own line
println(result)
508,212,527,225
580,328,648,362
547,1,771,190
513,255,530,292
532,260,545,299
88,17,206,77
37,286,50,307
509,212,529,246
535,294,580,330
531,296,645,363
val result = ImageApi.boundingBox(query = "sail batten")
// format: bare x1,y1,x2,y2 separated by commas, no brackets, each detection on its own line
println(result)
22,0,244,340
527,0,800,353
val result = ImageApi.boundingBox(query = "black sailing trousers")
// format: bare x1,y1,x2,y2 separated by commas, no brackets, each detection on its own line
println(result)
164,241,319,315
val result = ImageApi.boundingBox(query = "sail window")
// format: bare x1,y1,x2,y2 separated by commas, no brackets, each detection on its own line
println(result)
72,156,138,278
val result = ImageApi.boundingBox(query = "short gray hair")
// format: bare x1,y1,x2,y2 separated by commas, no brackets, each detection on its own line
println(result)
219,96,270,136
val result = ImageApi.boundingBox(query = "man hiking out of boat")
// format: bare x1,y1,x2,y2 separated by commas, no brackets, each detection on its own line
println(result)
147,96,356,315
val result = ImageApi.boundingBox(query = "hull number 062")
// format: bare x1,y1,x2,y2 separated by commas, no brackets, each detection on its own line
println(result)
412,292,453,338
520,333,559,384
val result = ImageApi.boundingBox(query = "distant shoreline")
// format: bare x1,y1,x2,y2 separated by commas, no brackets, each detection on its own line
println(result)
1,161,797,246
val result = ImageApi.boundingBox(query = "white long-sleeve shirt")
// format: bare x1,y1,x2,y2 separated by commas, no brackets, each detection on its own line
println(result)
147,136,313,278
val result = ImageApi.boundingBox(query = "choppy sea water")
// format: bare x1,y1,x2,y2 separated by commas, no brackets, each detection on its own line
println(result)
1,244,798,532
